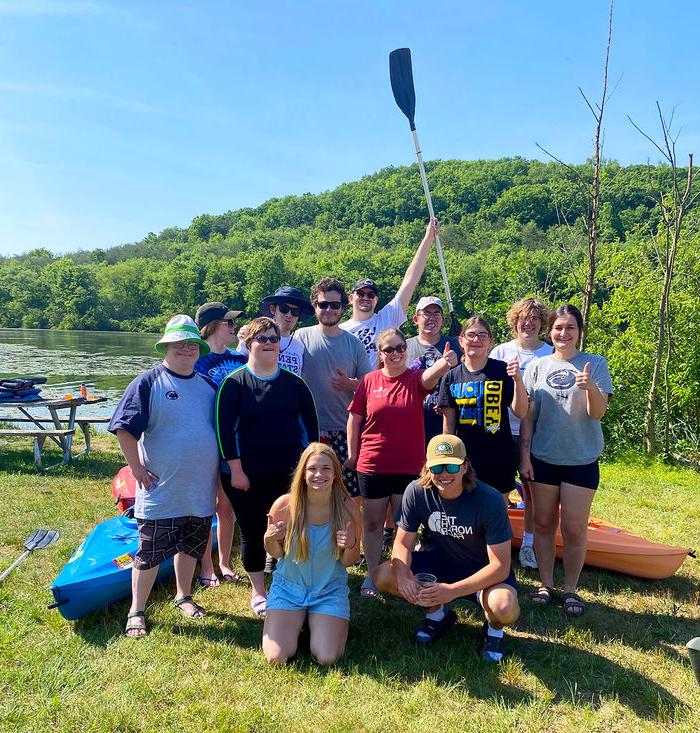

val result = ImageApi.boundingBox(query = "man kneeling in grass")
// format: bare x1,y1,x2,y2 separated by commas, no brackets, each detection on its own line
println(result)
109,315,219,637
373,435,520,661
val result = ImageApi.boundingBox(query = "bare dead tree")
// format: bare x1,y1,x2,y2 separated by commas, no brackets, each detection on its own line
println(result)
629,104,700,455
536,1,615,349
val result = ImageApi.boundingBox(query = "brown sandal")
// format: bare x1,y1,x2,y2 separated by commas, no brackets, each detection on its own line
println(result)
531,585,555,606
562,592,585,617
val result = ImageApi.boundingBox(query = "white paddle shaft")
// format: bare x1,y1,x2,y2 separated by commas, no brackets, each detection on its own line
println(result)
0,549,30,582
411,128,455,316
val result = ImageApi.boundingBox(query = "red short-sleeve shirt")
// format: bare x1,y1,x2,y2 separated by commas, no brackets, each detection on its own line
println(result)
348,368,430,475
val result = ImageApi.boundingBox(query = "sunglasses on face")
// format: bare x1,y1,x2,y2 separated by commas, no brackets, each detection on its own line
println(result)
277,304,301,317
253,335,280,344
173,341,199,351
380,344,407,355
429,463,462,475
355,290,377,299
315,301,343,310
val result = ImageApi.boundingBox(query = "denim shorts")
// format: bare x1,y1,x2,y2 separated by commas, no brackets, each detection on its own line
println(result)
266,573,350,620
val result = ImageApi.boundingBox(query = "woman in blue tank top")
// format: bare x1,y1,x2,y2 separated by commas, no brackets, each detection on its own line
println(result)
263,442,362,665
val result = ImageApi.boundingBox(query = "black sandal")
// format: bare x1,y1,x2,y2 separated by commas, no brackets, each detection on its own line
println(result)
562,591,585,617
173,595,205,618
125,611,148,637
531,585,555,606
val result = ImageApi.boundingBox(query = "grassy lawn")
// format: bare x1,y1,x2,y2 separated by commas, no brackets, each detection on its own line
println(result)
0,435,698,732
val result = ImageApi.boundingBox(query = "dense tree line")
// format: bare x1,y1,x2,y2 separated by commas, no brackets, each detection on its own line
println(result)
0,157,698,457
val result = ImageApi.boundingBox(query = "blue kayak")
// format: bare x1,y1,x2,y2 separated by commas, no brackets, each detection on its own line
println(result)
50,514,218,621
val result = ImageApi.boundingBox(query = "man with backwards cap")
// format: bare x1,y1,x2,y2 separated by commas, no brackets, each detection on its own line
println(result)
194,302,247,387
340,219,439,367
238,286,314,377
109,315,219,637
407,295,463,445
373,434,520,661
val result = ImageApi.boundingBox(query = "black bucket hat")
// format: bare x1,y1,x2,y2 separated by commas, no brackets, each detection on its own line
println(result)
259,286,314,318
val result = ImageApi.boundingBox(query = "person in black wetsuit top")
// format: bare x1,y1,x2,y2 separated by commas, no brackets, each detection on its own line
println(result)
216,317,319,617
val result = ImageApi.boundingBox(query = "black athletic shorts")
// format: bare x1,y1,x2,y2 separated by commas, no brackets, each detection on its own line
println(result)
530,455,600,491
357,472,416,501
410,549,519,605
134,515,213,570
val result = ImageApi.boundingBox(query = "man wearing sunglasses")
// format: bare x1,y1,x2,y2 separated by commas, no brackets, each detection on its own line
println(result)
373,434,520,660
237,286,314,376
340,219,439,367
297,277,371,497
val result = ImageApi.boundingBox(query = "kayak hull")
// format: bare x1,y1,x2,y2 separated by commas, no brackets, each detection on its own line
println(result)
508,508,691,580
50,514,218,621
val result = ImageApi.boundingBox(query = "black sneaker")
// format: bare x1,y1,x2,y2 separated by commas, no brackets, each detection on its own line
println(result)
382,528,394,551
415,607,457,644
481,621,507,662
264,554,277,575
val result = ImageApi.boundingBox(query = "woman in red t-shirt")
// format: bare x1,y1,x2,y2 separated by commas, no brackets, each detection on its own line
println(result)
346,327,458,597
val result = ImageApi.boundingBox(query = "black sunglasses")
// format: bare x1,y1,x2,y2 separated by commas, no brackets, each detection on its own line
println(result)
277,304,301,317
253,335,280,344
380,344,407,355
315,301,343,310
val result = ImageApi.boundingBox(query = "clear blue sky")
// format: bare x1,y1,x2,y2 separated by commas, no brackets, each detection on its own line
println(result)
1,0,698,256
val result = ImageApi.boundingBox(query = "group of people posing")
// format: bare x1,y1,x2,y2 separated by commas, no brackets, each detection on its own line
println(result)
109,218,613,665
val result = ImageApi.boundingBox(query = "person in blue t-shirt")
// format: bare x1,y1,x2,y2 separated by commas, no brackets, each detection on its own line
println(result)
373,434,520,662
109,315,219,637
193,301,247,589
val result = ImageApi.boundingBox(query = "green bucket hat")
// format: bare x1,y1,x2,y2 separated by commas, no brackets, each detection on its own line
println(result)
155,314,210,355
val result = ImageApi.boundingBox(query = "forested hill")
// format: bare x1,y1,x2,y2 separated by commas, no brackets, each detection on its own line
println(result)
1,157,699,453
0,157,677,334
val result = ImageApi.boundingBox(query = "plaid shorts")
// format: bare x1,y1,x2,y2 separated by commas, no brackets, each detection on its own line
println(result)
134,515,213,570
320,430,359,498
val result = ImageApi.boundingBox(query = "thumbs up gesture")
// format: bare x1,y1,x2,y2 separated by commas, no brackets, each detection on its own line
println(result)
506,356,522,381
576,361,593,391
442,340,458,368
336,520,357,550
265,513,287,543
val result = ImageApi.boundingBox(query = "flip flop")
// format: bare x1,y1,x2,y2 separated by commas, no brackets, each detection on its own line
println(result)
360,579,380,599
173,595,206,619
220,572,245,584
196,575,220,589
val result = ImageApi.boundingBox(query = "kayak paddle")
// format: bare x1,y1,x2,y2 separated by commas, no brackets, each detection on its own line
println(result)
0,528,60,583
389,47,461,336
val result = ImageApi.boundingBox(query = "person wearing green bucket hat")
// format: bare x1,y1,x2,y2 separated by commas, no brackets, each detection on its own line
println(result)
109,314,219,636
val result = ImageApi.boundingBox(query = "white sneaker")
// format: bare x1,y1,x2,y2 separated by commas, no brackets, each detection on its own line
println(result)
519,544,538,569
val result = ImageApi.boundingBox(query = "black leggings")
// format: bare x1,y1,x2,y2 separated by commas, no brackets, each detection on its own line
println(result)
221,471,291,572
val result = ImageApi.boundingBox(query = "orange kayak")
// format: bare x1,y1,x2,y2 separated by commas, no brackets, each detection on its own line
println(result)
507,507,693,580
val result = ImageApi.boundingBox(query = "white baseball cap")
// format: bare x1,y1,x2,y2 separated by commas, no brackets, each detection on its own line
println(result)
415,296,444,313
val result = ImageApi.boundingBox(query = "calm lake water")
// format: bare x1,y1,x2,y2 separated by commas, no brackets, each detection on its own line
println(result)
0,328,162,423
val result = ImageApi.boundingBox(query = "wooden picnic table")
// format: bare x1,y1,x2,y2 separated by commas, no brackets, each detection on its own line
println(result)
0,396,108,470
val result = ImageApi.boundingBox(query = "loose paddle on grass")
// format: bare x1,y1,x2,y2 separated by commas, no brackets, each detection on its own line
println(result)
389,47,461,336
0,528,60,583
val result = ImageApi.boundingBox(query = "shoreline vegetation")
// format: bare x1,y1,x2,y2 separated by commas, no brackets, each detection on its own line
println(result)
0,433,698,731
1,158,698,459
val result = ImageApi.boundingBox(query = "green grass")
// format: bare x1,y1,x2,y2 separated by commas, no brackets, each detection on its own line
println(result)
1,435,699,732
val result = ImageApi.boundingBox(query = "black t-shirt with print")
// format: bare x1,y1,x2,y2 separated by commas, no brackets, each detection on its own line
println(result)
438,358,516,490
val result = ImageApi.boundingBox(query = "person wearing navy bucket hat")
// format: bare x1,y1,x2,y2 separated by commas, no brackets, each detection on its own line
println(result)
238,286,314,376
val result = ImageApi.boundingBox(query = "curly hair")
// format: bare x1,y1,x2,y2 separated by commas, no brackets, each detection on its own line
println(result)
505,298,550,337
310,277,349,307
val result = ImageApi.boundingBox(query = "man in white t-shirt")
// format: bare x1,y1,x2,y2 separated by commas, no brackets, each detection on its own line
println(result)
490,298,553,570
340,219,439,368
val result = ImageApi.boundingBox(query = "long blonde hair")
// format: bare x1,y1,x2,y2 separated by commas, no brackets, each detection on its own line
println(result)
284,442,351,562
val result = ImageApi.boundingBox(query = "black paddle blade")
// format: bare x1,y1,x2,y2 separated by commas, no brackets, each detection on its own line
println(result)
389,48,416,131
448,311,462,337
24,528,60,551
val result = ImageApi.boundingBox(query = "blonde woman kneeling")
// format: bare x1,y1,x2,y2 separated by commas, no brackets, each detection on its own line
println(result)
263,443,362,665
